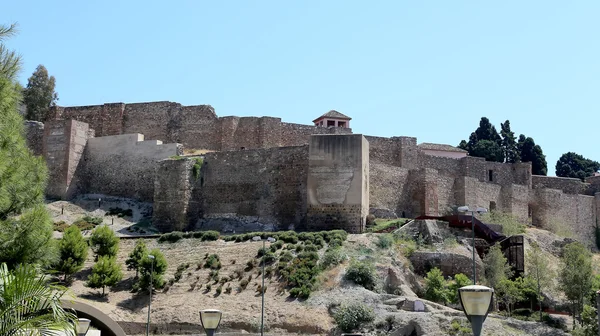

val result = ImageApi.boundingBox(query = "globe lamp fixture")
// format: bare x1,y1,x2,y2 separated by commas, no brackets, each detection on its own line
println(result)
200,309,223,336
458,285,494,336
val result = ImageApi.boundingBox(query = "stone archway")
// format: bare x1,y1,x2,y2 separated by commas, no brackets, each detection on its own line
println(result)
61,300,126,336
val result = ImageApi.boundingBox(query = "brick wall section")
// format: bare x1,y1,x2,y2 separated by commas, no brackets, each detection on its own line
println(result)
49,101,353,152
153,158,197,232
24,121,44,156
369,163,412,217
82,134,180,201
306,134,369,233
200,145,309,230
532,175,588,195
43,120,92,199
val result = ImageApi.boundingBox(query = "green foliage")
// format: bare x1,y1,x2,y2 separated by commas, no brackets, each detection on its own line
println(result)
158,231,184,243
423,267,450,304
192,157,203,180
279,251,294,263
204,254,222,270
559,241,593,324
448,273,471,304
572,304,599,336
200,230,220,241
525,242,554,321
126,239,148,278
375,234,394,249
72,215,103,231
333,302,375,333
483,245,513,289
447,319,472,336
23,64,57,122
304,244,318,252
89,225,119,259
496,278,525,316
86,256,123,296
518,134,547,176
366,218,407,233
56,225,88,281
345,259,377,290
261,252,276,265
321,247,347,269
0,205,56,269
481,211,526,236
0,262,78,336
137,249,168,292
555,152,600,181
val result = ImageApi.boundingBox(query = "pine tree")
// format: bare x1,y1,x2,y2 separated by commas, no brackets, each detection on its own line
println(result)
137,249,167,292
87,255,123,296
483,245,513,289
518,135,548,176
460,117,505,162
23,64,58,122
89,225,119,260
500,120,519,163
0,23,55,269
126,239,147,278
56,225,88,282
556,152,600,181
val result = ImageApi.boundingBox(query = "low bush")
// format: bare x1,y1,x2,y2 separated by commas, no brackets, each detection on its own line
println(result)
72,216,102,231
279,251,294,263
203,254,221,270
345,259,377,290
53,221,70,232
201,230,220,241
256,247,268,258
375,234,394,249
240,279,249,290
321,248,347,269
304,244,318,252
261,252,276,265
333,302,375,333
289,285,312,299
158,231,184,243
107,207,133,217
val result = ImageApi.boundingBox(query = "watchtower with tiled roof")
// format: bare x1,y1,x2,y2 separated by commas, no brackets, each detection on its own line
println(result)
313,110,351,128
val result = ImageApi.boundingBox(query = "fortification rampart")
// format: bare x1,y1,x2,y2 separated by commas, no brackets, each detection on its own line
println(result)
532,175,589,195
49,101,351,152
81,134,181,201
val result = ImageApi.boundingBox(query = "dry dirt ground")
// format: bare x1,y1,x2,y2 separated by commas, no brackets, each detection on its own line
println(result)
63,230,573,336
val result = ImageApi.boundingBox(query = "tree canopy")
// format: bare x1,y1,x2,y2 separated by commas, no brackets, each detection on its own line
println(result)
459,117,548,175
556,152,600,181
23,64,58,122
0,23,55,269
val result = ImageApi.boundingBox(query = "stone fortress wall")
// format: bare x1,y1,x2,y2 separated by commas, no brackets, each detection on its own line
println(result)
23,100,600,244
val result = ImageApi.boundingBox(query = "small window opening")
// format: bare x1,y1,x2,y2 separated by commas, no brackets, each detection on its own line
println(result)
489,201,496,211
488,170,494,182
240,146,245,150
327,120,336,127
528,205,533,218
338,121,346,128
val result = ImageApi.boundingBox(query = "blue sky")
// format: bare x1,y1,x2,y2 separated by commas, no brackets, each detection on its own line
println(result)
3,1,599,175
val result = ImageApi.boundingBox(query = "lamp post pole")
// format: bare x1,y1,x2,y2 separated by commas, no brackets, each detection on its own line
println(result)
261,239,266,336
471,210,476,285
146,254,155,336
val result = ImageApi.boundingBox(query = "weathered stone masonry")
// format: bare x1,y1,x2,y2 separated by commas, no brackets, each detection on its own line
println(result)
23,100,600,245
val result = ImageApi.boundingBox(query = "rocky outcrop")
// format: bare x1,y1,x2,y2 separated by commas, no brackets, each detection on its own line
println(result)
409,247,484,279
394,219,453,245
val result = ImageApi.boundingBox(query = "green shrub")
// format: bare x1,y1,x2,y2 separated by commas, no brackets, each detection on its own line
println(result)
201,230,220,241
245,259,255,271
203,254,221,269
272,240,283,250
158,231,184,243
298,232,314,242
448,319,472,336
333,302,375,333
261,252,276,265
256,247,268,258
321,247,347,269
375,234,394,249
240,279,249,290
328,238,343,248
304,244,318,252
289,285,312,299
295,244,304,252
192,231,205,239
278,231,299,244
423,267,450,304
53,221,70,232
345,259,377,290
279,251,294,263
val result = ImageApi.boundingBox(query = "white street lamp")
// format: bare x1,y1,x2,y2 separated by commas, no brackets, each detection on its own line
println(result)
457,205,488,284
252,235,276,336
459,285,494,336
76,318,91,336
200,309,223,336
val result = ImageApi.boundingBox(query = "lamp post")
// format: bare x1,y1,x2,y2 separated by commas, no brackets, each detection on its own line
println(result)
76,318,91,336
252,235,276,336
146,254,155,336
200,309,223,336
457,206,488,284
458,285,494,336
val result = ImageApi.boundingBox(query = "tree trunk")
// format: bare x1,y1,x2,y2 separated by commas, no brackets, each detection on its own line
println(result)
102,286,106,296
